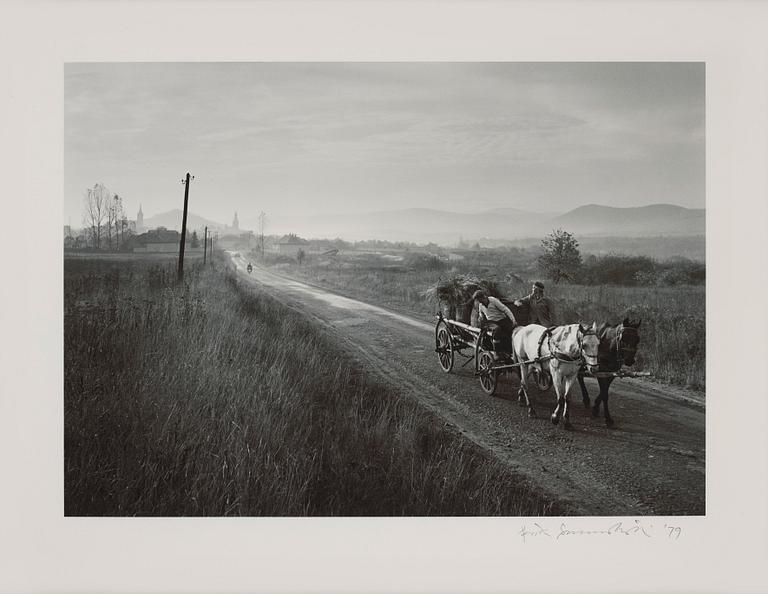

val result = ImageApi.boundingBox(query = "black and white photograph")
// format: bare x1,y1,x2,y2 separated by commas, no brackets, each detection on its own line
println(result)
63,61,705,517
3,1,768,593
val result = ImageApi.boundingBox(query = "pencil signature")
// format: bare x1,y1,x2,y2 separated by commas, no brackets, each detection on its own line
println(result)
520,520,682,542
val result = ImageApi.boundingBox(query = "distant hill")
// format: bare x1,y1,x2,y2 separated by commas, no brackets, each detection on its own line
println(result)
552,204,705,236
143,209,226,232
247,207,550,245
247,203,704,245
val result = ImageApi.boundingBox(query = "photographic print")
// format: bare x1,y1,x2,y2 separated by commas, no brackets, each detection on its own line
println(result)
64,62,705,517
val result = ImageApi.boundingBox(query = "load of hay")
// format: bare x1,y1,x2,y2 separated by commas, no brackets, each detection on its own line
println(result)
422,274,521,326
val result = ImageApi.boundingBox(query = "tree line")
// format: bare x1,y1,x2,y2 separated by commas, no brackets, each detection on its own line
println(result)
81,182,130,250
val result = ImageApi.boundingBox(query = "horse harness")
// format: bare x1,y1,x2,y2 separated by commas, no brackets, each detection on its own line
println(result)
536,325,598,365
615,325,639,367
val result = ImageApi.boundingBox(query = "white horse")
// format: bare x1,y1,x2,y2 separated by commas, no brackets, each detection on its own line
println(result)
512,323,600,429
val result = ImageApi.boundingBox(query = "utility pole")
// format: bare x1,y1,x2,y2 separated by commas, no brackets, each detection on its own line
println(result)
258,211,266,258
203,226,208,265
178,172,194,282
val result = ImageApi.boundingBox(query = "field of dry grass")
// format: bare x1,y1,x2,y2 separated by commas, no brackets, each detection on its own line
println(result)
64,254,560,516
260,251,705,390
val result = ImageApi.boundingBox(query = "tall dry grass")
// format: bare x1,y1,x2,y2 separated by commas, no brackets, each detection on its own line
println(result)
65,256,558,516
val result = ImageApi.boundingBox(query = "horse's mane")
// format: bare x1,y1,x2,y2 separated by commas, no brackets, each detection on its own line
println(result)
595,322,613,339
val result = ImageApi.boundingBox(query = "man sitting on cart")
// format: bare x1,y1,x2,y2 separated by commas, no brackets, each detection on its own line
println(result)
472,290,517,356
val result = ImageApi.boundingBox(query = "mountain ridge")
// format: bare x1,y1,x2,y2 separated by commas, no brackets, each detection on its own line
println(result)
140,203,704,244
247,203,704,243
142,209,227,231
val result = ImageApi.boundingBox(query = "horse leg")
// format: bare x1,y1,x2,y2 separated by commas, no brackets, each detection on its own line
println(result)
562,376,574,430
591,394,602,418
517,360,536,418
516,347,528,406
517,368,528,407
591,379,603,418
577,372,590,408
601,377,615,427
550,368,564,425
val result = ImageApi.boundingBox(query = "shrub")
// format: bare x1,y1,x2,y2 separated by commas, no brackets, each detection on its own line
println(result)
577,254,704,287
404,253,448,272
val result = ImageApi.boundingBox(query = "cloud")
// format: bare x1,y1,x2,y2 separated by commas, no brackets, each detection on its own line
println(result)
64,62,704,223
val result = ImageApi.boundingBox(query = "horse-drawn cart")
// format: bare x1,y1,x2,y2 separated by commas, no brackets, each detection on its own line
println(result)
434,312,552,396
426,275,653,417
434,312,651,397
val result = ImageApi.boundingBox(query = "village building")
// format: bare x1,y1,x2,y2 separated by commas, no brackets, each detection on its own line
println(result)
136,204,144,234
64,225,88,250
273,234,309,256
133,227,181,253
216,230,257,250
131,227,202,253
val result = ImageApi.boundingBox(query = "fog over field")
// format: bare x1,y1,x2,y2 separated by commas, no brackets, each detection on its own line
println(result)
257,203,705,244
138,203,705,260
65,62,704,234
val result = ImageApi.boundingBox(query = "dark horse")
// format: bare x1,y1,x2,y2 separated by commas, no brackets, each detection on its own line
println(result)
577,318,641,426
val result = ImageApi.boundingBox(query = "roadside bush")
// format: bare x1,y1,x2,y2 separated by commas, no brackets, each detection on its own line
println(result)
577,253,704,286
404,252,448,272
658,258,705,286
578,254,656,285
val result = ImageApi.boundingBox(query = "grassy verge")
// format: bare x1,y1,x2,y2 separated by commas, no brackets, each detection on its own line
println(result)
256,255,705,390
65,255,560,516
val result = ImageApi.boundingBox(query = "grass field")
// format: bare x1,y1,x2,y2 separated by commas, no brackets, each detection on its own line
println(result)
258,251,705,390
64,254,560,516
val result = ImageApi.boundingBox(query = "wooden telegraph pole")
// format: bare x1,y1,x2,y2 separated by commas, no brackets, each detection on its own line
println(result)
203,225,208,265
258,211,266,258
178,172,194,282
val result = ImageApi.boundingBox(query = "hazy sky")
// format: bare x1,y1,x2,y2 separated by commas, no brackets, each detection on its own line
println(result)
65,62,704,229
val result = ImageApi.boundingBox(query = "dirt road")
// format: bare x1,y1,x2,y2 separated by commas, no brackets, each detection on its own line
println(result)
231,254,705,515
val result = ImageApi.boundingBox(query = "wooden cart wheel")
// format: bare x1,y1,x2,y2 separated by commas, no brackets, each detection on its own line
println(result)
436,325,455,373
477,351,498,395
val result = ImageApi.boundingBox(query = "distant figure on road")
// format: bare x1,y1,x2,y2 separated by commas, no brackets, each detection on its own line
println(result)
247,262,253,274
473,290,517,354
515,281,555,327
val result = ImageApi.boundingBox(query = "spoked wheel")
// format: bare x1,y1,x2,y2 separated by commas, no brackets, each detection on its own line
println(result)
477,351,498,395
436,325,455,373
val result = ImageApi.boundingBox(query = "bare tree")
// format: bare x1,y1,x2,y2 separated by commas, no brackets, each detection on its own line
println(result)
83,183,110,250
120,215,129,246
106,193,124,250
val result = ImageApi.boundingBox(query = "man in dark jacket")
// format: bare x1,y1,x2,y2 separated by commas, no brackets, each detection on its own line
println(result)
515,281,555,327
